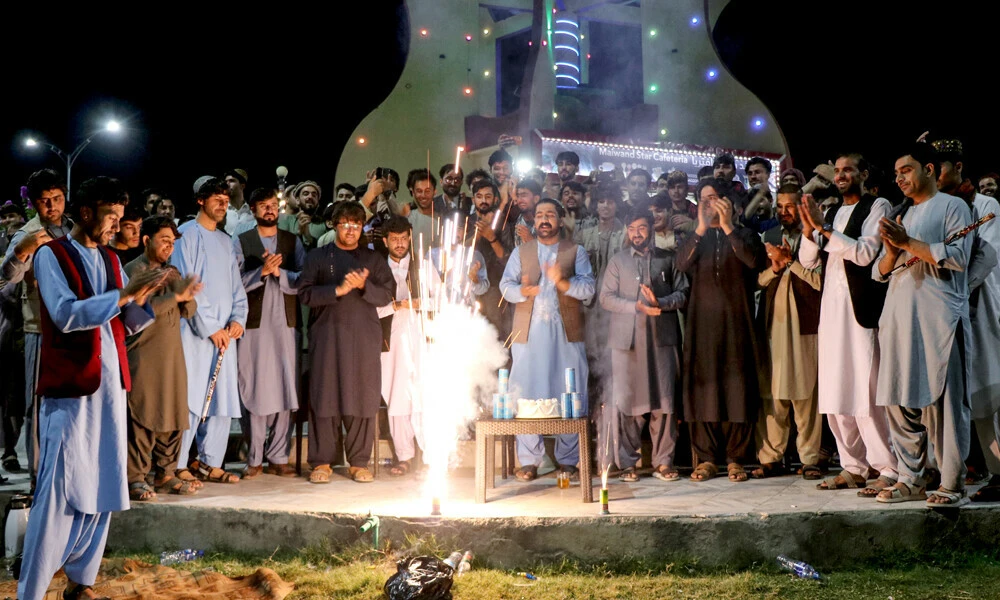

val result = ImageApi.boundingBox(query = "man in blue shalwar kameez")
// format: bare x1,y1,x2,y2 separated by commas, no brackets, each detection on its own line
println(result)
173,178,249,484
21,177,162,600
500,198,595,481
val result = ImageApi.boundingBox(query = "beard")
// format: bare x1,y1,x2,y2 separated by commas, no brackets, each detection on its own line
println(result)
536,224,558,239
476,204,495,215
256,216,278,227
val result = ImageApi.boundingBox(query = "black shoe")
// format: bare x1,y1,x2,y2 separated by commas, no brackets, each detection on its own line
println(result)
2,455,20,472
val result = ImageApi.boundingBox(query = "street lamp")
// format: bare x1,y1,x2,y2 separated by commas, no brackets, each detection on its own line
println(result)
23,119,124,202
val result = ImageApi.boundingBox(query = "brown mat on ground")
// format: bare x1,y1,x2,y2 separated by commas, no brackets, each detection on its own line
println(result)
0,558,294,600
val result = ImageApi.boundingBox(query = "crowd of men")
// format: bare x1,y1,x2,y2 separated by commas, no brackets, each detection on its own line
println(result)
3,137,1000,598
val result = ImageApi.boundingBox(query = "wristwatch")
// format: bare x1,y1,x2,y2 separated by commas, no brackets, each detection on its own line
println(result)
821,223,834,233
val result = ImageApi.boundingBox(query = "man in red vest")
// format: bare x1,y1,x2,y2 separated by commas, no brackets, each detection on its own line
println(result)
18,177,168,600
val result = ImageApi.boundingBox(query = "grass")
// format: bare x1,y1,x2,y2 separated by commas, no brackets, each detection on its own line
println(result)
111,541,1000,600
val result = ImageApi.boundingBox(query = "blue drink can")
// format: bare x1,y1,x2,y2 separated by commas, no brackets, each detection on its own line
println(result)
492,393,503,419
571,393,585,418
498,369,510,394
564,368,577,393
502,394,515,419
560,393,573,418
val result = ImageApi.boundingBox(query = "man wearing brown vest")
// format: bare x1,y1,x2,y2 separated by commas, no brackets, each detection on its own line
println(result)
234,188,305,478
752,185,824,479
499,199,596,481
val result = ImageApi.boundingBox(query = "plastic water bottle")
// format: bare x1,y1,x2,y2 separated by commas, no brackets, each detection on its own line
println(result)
444,551,463,569
160,549,205,566
776,555,821,580
456,551,473,577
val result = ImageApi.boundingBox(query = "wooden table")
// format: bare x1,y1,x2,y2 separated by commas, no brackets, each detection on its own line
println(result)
475,418,592,503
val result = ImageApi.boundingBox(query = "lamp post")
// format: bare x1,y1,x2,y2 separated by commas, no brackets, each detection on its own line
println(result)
24,120,123,202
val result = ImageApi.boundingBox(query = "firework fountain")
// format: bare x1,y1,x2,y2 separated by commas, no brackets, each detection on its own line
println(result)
412,214,507,516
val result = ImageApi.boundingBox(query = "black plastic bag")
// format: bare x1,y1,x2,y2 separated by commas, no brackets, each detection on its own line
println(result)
383,556,454,600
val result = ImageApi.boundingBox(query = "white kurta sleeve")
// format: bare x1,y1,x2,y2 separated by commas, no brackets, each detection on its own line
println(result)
824,198,891,265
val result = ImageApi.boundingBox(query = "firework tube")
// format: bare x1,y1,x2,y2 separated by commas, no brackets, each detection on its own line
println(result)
571,392,584,418
502,393,514,419
565,367,577,393
498,368,509,394
431,497,441,516
888,213,995,276
600,488,610,515
560,393,573,418
200,348,226,423
492,393,503,419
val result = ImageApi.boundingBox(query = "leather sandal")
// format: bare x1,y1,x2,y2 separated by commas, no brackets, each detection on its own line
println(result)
349,466,374,483
691,462,718,481
515,465,538,482
309,464,333,484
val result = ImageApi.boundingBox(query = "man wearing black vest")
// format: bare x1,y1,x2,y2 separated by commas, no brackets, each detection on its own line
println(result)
799,153,899,496
234,188,305,478
752,185,824,479
377,216,427,476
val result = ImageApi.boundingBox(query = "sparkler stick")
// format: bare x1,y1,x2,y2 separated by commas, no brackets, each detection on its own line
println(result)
504,330,521,349
428,149,434,246
887,213,995,276
502,330,515,347
454,146,464,174
200,347,226,423
491,209,502,230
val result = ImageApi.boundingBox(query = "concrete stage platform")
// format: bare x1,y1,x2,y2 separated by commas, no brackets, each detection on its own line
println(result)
0,464,985,570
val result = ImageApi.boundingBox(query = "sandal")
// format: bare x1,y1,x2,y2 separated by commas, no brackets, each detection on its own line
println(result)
63,584,111,600
176,469,204,489
858,474,897,498
515,465,538,482
652,465,680,482
619,467,639,483
876,482,927,504
926,488,969,508
801,464,824,480
128,481,157,502
750,462,785,479
191,460,240,484
309,464,333,484
816,471,865,490
727,463,748,482
154,476,198,495
971,476,1000,503
390,460,411,477
691,462,718,481
349,466,374,483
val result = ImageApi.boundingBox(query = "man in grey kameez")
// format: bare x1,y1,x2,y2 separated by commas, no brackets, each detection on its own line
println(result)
0,169,73,477
235,188,305,478
874,144,973,507
600,209,687,482
21,177,162,600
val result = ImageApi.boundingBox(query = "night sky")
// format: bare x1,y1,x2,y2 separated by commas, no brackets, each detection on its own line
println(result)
3,2,997,213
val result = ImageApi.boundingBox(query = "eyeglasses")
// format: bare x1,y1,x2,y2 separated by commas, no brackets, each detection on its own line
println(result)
338,222,362,230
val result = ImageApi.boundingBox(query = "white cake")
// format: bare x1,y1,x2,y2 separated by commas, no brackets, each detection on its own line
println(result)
516,398,560,419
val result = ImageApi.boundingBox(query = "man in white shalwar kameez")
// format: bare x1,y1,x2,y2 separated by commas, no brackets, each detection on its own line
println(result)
20,177,163,600
173,178,249,484
932,138,1000,501
377,216,488,475
799,154,899,496
873,144,973,507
